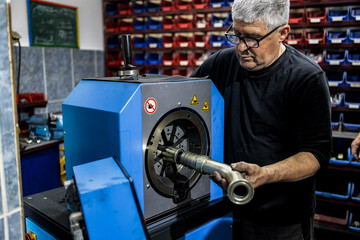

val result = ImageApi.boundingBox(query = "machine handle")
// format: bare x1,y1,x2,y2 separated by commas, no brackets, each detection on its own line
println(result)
121,34,133,69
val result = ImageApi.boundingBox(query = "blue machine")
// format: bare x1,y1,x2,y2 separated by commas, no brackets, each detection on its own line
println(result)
24,35,237,239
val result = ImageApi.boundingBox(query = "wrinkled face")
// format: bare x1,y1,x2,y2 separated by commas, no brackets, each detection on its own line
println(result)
232,20,287,71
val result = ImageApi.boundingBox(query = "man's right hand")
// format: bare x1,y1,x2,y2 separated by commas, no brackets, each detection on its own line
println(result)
210,171,228,191
351,132,360,160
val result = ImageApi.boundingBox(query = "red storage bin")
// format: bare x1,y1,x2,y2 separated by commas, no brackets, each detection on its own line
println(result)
284,30,303,45
175,15,193,29
306,8,327,23
304,29,325,44
118,18,133,31
178,52,194,66
106,20,118,33
107,53,120,67
193,0,209,9
118,2,132,14
163,16,174,29
163,34,175,48
194,52,210,66
162,69,172,76
161,0,173,11
175,33,193,48
194,33,210,47
162,52,174,66
289,8,304,23
17,93,46,104
194,14,211,29
174,0,192,10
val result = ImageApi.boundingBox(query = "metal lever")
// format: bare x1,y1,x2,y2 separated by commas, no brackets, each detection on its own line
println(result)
119,34,139,79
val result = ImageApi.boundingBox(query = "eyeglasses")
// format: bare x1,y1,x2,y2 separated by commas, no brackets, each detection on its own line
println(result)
225,24,284,49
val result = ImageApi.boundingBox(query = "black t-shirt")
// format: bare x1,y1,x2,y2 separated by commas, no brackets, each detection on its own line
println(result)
191,45,332,224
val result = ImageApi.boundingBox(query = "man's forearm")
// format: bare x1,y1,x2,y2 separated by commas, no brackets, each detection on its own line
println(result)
263,152,321,184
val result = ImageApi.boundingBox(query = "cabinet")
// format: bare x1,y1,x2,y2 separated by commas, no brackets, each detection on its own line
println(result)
102,0,360,237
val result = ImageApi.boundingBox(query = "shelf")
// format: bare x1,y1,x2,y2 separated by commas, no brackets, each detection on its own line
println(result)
108,46,229,52
290,21,360,29
106,27,228,37
332,107,360,112
320,65,360,70
330,87,360,92
105,7,232,19
332,131,359,139
327,164,360,174
317,196,360,208
294,44,360,49
291,0,360,8
108,64,199,70
17,101,48,109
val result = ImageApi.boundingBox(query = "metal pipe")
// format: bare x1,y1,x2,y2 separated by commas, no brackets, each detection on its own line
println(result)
162,147,254,205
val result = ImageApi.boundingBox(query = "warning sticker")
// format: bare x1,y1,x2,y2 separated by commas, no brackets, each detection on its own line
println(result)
202,99,210,111
145,98,157,114
190,93,199,105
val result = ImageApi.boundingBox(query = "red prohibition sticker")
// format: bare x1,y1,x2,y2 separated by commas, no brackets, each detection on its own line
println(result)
145,98,157,114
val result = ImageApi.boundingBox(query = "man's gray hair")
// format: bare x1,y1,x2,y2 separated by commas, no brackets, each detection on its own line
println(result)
232,0,289,30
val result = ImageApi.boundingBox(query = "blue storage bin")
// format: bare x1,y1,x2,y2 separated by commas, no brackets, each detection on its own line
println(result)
148,17,162,30
134,53,146,65
331,112,343,130
211,14,228,28
326,71,347,87
347,50,360,66
210,34,226,47
330,147,351,165
134,18,147,30
343,111,360,131
324,50,347,65
226,14,233,27
147,53,162,65
210,0,226,8
351,183,360,202
346,72,360,88
316,173,352,200
349,212,360,232
344,92,360,109
134,36,146,48
106,3,119,15
327,6,349,22
133,2,146,13
227,0,234,7
326,29,349,44
349,28,360,44
349,6,360,21
146,1,161,12
147,69,161,74
147,35,163,48
330,92,344,107
107,37,120,49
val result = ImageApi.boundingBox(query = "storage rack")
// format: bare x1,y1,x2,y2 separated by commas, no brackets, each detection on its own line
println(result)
102,0,360,237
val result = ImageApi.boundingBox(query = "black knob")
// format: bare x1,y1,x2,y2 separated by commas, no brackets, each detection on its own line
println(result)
121,34,133,69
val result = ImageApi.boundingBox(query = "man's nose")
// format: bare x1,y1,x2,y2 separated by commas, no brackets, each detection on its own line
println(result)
237,40,249,52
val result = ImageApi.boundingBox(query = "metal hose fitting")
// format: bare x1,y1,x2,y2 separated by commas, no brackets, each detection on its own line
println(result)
162,147,254,205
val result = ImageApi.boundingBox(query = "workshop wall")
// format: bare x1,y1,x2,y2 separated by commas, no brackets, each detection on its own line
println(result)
12,46,104,113
0,1,23,239
10,0,105,113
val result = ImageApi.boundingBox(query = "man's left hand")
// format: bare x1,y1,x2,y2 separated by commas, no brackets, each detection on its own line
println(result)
231,161,270,188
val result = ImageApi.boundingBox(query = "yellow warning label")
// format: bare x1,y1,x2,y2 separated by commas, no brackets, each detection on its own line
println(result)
202,99,210,111
190,93,199,105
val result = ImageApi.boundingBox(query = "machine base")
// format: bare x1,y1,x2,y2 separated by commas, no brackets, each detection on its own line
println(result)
24,188,234,239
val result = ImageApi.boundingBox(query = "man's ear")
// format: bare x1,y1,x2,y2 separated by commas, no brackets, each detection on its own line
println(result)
279,25,291,42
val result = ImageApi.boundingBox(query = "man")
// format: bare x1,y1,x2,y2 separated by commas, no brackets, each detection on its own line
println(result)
191,0,331,239
351,132,360,160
